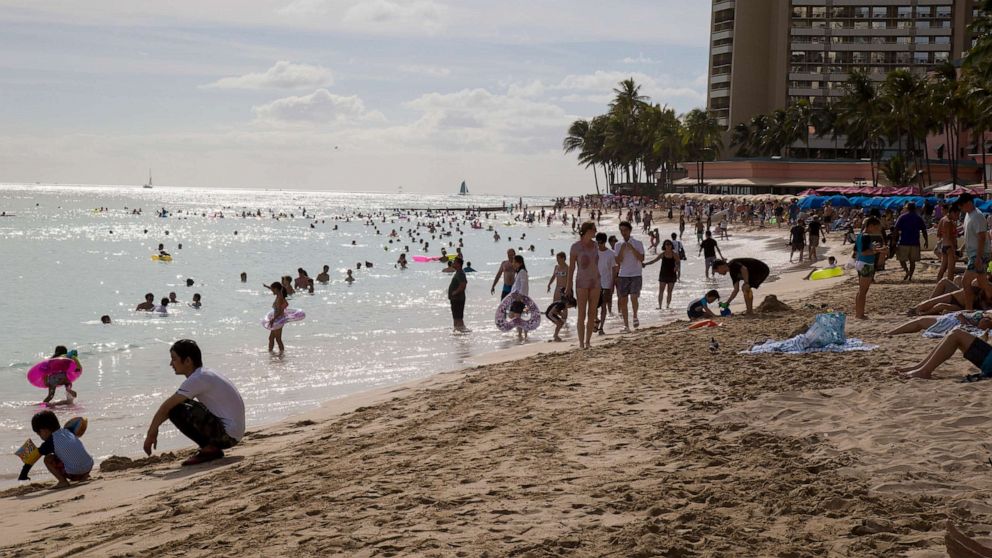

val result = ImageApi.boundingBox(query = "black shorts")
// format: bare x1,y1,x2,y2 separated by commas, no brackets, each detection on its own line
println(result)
964,337,992,376
450,296,466,320
746,268,769,290
599,288,611,307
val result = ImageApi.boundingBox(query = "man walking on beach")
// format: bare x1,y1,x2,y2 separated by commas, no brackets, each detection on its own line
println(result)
490,249,516,300
699,230,724,279
143,339,245,466
937,204,960,283
614,221,645,332
596,232,617,334
959,194,990,311
894,202,928,282
449,257,469,332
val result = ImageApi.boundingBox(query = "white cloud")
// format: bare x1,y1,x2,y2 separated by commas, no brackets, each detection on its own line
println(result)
342,0,448,34
507,70,706,106
204,61,333,90
398,64,451,77
252,89,385,125
621,54,658,65
276,0,331,16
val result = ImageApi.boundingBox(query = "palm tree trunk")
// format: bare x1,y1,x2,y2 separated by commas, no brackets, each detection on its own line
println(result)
592,167,600,196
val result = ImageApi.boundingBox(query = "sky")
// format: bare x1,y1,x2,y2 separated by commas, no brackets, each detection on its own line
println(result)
0,1,711,195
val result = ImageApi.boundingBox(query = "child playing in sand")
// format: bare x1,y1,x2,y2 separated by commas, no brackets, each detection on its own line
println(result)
687,290,720,321
43,346,80,404
545,294,577,342
18,411,93,487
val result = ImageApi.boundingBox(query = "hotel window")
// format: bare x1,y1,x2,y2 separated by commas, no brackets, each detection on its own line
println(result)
896,20,914,29
898,6,912,19
870,52,887,64
913,51,930,64
793,6,807,18
934,36,950,45
811,6,827,18
832,6,852,18
896,36,911,44
812,20,827,28
791,51,807,63
871,21,887,29
896,51,912,64
914,36,930,44
936,6,951,19
871,7,887,18
917,20,930,28
935,51,950,62
854,21,870,29
917,6,933,18
852,51,868,64
855,7,870,18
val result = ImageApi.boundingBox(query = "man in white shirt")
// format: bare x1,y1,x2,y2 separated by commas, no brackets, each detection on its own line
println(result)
144,339,246,466
614,221,645,332
596,232,617,335
959,194,992,311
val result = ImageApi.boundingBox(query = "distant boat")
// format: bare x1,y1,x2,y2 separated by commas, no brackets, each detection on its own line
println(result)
458,181,469,195
143,169,153,189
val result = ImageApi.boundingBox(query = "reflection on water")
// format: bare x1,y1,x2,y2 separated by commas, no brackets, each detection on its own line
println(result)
0,184,793,483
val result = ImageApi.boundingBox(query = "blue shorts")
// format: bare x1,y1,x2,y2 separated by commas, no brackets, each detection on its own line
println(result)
500,285,512,300
966,255,989,274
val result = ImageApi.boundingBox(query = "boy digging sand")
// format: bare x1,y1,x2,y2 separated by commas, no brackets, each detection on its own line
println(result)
545,295,577,342
18,411,93,488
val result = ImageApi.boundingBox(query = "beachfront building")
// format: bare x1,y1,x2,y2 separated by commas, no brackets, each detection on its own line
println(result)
708,0,978,133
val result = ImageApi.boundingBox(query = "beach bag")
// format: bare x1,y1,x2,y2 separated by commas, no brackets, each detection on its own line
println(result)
804,313,846,349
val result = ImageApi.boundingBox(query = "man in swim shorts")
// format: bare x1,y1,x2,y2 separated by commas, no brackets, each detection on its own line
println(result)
614,221,645,332
711,258,770,316
136,293,155,311
143,339,245,466
490,249,517,300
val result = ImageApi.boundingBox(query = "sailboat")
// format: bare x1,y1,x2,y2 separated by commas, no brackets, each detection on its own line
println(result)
458,180,468,195
143,169,153,189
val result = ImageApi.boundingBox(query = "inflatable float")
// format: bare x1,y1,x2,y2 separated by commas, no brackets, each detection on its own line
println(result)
412,255,441,262
810,266,844,280
27,358,81,389
262,308,306,330
495,295,542,332
151,254,173,262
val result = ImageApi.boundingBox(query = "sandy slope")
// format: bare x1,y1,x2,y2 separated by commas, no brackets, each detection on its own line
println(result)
5,236,992,557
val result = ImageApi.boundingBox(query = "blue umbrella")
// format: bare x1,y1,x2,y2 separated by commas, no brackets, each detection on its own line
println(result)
798,196,826,210
848,196,868,207
826,195,852,207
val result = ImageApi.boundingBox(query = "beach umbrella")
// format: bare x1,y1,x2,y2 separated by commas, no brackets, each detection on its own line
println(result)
797,196,825,210
826,195,852,208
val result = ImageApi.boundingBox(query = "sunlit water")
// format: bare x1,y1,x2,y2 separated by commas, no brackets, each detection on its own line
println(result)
0,184,793,483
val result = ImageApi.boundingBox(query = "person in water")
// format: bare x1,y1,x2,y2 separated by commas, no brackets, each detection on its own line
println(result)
143,340,245,466
100,315,112,324
448,257,469,333
317,265,330,282
265,282,288,353
189,293,202,309
43,346,80,404
545,294,577,342
240,272,247,283
136,293,155,311
345,269,355,284
396,255,408,270
169,292,178,304
154,298,169,314
463,261,476,273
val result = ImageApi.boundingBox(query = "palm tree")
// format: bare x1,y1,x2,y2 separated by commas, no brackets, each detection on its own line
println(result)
786,99,814,158
730,122,753,157
836,70,884,186
681,109,724,191
562,119,600,195
929,63,968,185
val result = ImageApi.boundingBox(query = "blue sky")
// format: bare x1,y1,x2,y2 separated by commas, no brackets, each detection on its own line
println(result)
0,1,711,194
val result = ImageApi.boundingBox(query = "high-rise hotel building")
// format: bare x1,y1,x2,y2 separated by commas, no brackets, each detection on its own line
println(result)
707,1,979,132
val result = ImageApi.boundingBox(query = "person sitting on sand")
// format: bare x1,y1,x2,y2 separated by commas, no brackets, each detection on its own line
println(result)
143,340,245,466
898,329,992,381
687,290,720,321
803,256,839,280
886,311,992,336
136,293,155,312
18,410,93,487
711,258,769,316
317,265,330,282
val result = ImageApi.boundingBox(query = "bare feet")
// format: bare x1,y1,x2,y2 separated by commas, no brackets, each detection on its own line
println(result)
51,481,70,490
903,369,932,379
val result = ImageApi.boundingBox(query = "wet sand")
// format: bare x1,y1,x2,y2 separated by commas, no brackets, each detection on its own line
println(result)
4,236,990,557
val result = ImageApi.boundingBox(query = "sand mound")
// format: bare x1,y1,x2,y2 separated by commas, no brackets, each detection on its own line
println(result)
100,452,182,472
757,294,791,313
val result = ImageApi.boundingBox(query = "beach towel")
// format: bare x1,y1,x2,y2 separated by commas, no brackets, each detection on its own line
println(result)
922,312,985,339
744,312,878,355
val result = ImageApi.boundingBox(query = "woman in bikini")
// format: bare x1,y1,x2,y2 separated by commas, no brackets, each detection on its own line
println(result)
266,281,289,353
566,222,601,350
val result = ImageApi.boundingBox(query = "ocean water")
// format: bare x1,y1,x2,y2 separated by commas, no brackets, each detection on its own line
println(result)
0,184,792,482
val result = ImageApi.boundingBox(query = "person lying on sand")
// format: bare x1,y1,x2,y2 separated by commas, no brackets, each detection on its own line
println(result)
897,329,992,380
908,287,991,316
886,312,992,336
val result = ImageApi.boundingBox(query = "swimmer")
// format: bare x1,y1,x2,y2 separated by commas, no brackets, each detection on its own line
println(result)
317,265,330,283
307,278,314,294
157,243,170,257
189,293,202,309
240,272,247,283
464,261,476,273
396,254,408,269
154,298,169,314
100,315,112,324
186,278,194,287
281,276,295,296
346,269,355,284
294,268,309,290
136,293,155,312
169,292,178,304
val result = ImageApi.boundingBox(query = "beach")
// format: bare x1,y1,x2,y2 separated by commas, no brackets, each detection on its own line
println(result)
4,235,990,557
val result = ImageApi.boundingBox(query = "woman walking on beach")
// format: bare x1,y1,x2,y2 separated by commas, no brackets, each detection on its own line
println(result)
566,222,600,349
266,281,289,353
644,239,680,309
